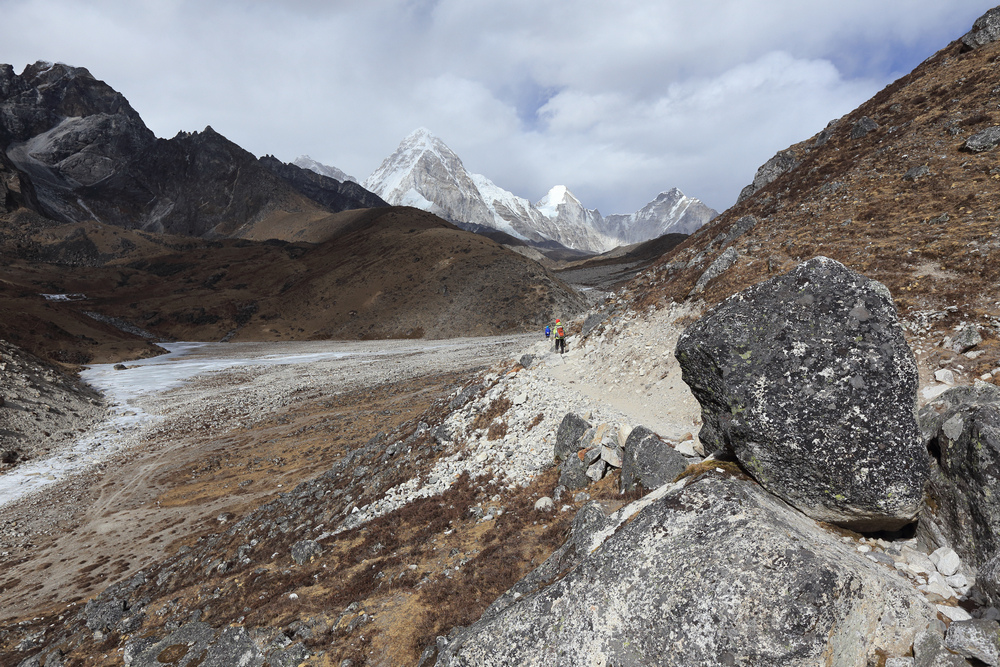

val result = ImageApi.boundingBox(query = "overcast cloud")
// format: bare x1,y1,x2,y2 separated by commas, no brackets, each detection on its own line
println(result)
3,0,996,214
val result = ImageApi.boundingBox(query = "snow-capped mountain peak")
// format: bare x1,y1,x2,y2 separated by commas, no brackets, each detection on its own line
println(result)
364,128,717,254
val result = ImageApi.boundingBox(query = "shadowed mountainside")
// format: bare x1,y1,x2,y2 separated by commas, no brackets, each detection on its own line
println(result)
0,206,586,365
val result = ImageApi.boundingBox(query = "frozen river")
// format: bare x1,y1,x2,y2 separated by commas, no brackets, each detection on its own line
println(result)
0,335,534,508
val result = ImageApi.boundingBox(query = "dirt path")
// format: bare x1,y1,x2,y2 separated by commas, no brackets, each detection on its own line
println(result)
0,335,533,621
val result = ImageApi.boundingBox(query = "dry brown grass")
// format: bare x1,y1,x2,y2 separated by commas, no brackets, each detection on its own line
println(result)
625,37,1000,376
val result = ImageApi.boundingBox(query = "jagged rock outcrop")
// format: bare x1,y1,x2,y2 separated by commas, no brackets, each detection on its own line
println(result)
435,472,934,666
1,61,388,240
258,155,387,213
77,127,314,236
962,6,1000,51
676,257,927,531
1,61,156,222
736,149,800,203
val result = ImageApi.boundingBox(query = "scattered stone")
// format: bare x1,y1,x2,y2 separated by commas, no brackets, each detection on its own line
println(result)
931,547,962,577
936,605,974,623
599,444,622,468
676,257,927,530
518,354,534,369
903,165,930,181
557,454,589,490
585,459,606,482
113,363,127,371
935,369,956,385
913,628,969,666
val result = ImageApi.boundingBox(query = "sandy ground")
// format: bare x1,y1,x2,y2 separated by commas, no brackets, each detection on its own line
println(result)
0,335,538,620
1,305,960,625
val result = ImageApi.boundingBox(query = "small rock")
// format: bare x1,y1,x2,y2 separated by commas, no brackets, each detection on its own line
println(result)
885,658,914,667
586,460,607,482
533,497,554,512
925,572,957,601
931,547,962,577
935,369,956,385
291,540,323,565
675,439,698,457
950,326,983,353
937,604,974,622
600,445,623,468
113,363,127,371
850,116,879,139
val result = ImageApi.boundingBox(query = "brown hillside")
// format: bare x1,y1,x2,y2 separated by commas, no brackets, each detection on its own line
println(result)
0,206,585,365
627,26,1000,359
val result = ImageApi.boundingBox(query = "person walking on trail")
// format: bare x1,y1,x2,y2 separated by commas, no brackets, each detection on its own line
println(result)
554,319,566,354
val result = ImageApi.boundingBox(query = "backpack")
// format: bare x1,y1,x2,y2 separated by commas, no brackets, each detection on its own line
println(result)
556,326,565,338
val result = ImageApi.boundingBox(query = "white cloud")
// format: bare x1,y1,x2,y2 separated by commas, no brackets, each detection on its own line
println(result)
3,0,998,214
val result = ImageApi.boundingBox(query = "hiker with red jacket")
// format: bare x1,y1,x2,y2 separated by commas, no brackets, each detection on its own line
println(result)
553,319,566,354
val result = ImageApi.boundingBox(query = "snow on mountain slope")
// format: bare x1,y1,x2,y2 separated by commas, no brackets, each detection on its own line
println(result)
601,188,717,243
292,155,357,183
364,128,716,254
363,128,498,229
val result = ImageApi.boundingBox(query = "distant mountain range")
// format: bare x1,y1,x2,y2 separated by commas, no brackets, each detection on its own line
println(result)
351,128,717,254
1,61,714,255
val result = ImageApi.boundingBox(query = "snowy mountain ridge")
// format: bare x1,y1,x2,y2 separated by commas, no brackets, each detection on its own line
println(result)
316,128,717,253
292,155,357,184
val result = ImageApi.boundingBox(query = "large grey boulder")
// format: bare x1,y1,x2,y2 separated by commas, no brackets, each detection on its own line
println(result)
962,6,1000,51
620,425,689,492
944,618,1000,665
675,257,927,530
435,472,934,666
919,384,1000,601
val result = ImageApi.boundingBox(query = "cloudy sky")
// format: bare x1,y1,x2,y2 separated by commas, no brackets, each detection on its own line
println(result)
4,1,996,214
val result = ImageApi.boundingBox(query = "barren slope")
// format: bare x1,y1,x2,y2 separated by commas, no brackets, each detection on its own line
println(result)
624,31,1000,378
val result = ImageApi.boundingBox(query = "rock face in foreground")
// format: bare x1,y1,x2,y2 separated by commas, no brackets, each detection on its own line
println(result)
919,384,1000,604
675,257,927,530
435,472,933,666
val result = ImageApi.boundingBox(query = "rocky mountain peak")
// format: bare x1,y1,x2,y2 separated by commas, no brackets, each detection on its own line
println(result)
364,130,716,254
292,155,357,184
